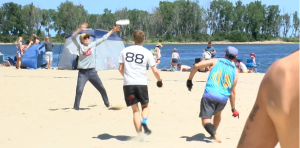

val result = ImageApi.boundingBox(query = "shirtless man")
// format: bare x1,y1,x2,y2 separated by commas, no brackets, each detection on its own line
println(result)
178,64,191,71
237,50,299,148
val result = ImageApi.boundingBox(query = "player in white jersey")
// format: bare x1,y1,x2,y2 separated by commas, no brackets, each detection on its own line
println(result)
119,30,163,136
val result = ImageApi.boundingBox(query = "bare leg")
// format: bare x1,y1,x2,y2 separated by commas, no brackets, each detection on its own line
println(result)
202,117,221,143
213,111,222,131
141,104,149,119
131,104,142,133
48,61,52,69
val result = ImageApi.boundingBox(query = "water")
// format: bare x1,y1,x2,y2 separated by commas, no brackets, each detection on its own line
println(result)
0,44,298,73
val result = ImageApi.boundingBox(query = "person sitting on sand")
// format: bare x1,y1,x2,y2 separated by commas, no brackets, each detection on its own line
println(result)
236,59,248,73
178,64,191,72
0,50,11,67
237,49,299,148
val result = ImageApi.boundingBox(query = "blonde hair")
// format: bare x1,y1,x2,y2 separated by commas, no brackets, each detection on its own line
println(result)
15,36,23,44
133,30,145,44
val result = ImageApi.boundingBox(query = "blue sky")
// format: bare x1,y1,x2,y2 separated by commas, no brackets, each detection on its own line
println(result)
2,0,298,14
1,0,299,36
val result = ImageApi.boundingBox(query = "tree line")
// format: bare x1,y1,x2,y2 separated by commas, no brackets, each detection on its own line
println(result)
0,0,299,43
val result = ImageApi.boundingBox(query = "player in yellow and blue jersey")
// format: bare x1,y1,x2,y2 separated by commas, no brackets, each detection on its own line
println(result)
186,46,240,143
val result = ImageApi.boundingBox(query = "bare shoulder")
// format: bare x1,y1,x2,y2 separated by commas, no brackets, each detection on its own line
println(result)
264,50,299,112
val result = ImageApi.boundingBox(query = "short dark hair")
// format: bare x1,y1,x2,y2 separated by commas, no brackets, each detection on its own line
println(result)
178,64,181,67
225,53,236,60
0,50,2,52
208,41,212,44
237,59,241,63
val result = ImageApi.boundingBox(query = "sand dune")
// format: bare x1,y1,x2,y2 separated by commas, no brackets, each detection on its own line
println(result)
0,67,280,148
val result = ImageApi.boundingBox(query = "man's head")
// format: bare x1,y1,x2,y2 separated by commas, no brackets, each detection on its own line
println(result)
173,48,177,52
45,36,49,41
133,30,145,44
80,33,91,46
32,34,37,39
0,50,2,53
225,46,238,60
208,41,212,47
237,59,241,63
178,64,181,68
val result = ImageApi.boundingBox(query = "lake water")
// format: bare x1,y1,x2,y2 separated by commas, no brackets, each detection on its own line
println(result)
0,44,298,73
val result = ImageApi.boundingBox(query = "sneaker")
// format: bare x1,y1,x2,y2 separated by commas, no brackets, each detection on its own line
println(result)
141,123,152,135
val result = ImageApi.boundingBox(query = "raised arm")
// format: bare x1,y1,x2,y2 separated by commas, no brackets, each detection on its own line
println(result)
26,41,33,50
71,23,88,48
95,25,120,46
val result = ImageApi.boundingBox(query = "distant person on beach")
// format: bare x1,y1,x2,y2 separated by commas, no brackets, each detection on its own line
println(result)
39,36,54,69
236,59,248,73
72,23,120,110
26,34,40,50
154,43,163,66
178,64,191,72
202,49,213,71
0,50,11,66
237,49,299,148
15,36,24,69
170,48,180,70
203,41,216,58
119,30,163,137
250,53,257,73
187,46,240,143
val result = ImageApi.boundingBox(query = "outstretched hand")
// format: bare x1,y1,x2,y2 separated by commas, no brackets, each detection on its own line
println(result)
112,25,120,32
80,23,88,30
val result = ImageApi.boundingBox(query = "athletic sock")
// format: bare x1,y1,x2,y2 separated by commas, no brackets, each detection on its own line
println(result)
204,123,216,137
141,123,151,135
141,118,148,124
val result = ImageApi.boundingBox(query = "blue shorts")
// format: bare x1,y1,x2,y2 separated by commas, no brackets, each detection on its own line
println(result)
172,58,179,63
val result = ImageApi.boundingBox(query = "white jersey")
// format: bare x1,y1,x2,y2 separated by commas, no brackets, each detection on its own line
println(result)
119,45,156,85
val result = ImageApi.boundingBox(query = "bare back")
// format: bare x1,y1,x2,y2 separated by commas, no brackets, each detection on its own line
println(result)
238,50,299,148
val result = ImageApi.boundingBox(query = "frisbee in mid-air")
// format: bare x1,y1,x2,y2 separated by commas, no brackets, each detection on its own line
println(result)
116,19,130,25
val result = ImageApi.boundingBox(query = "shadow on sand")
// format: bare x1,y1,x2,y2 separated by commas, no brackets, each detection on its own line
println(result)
93,133,132,141
180,133,213,143
48,108,90,111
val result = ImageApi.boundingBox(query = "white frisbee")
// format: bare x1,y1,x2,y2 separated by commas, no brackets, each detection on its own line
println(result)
116,19,130,25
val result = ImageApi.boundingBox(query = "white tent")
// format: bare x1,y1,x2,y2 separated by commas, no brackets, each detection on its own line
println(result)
58,29,125,70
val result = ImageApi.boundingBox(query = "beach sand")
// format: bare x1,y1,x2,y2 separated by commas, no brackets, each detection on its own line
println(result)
0,67,280,148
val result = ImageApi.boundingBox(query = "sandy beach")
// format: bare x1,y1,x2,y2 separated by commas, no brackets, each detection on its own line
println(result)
0,67,280,148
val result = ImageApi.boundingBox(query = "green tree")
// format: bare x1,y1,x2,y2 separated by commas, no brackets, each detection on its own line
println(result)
281,13,291,38
292,11,299,37
1,2,25,36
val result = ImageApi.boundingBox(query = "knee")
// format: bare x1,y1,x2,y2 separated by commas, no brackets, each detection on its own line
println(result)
141,104,148,109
